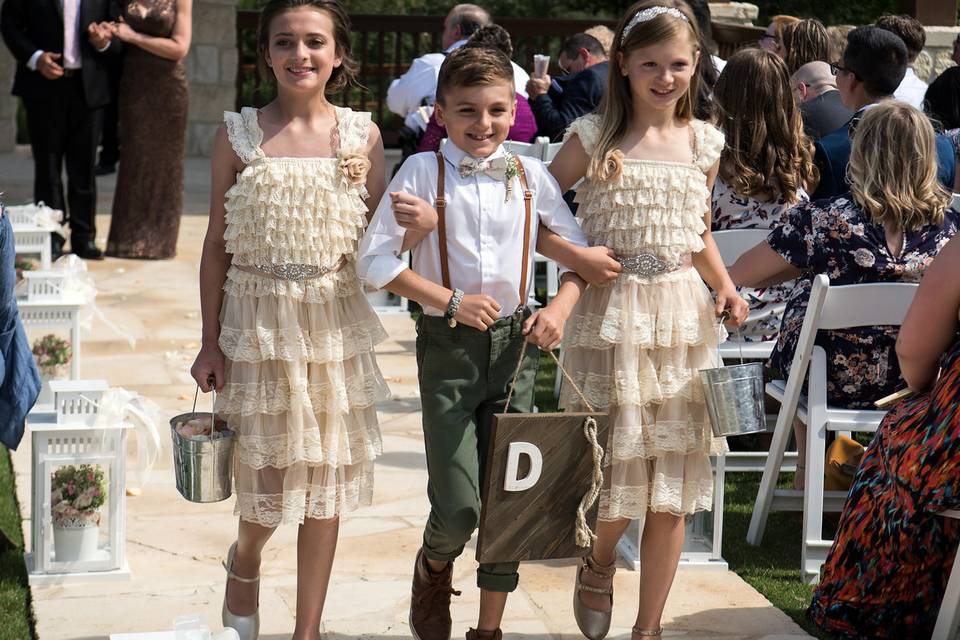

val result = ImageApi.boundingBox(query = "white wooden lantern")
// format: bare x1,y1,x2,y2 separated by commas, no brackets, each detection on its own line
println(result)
26,380,132,585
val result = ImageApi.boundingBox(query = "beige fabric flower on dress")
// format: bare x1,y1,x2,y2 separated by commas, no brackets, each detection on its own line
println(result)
602,149,624,182
339,150,371,187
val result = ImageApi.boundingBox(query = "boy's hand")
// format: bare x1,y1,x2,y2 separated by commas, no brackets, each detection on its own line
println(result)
522,304,568,351
573,245,621,286
456,294,501,331
715,286,749,326
391,191,438,234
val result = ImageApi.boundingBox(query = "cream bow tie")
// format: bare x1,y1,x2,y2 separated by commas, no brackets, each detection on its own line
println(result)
458,155,508,181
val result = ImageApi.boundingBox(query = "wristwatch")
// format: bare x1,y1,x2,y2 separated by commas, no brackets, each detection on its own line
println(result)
445,288,464,328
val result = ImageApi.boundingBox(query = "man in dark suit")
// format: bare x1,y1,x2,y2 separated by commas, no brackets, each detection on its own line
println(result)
792,61,853,141
813,26,955,201
1,0,121,260
526,33,608,142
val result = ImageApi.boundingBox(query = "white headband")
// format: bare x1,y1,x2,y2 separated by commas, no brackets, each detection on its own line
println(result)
621,6,689,43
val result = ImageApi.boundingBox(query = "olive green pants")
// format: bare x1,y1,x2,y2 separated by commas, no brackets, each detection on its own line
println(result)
416,311,539,592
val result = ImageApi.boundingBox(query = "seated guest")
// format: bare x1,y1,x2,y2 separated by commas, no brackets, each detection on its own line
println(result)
791,61,854,140
584,25,613,56
525,32,607,141
924,66,960,148
386,4,529,134
687,0,723,119
759,15,800,59
826,24,854,63
812,26,955,200
781,18,830,75
876,13,928,109
729,102,960,486
808,235,960,640
417,25,536,152
712,48,818,341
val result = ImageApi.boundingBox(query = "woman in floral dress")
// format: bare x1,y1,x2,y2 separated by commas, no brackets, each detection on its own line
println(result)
729,102,959,480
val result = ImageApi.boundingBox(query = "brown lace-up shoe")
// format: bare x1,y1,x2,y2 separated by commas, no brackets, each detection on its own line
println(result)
465,629,502,640
409,548,461,640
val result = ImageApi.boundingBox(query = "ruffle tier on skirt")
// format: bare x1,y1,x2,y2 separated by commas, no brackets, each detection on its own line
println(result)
216,265,389,526
560,268,728,520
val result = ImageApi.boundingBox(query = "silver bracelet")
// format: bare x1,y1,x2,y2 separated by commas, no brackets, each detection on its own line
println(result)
445,288,464,328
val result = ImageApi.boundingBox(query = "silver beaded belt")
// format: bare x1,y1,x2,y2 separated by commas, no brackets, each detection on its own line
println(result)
616,252,691,278
234,258,345,281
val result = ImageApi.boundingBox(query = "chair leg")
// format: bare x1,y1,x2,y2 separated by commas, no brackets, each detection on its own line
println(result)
747,396,794,545
932,531,960,640
801,416,828,584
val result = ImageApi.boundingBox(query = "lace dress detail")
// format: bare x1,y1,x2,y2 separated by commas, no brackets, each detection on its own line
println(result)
217,106,388,526
560,114,727,519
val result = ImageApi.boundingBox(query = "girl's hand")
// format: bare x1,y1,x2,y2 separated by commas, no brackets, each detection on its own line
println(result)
191,342,225,392
573,245,621,286
391,191,438,234
715,286,749,326
522,304,566,351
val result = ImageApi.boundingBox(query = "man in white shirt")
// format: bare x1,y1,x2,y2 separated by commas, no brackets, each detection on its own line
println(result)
386,3,529,133
876,14,928,110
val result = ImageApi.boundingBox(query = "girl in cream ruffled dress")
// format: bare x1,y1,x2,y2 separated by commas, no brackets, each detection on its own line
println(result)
190,2,387,638
546,2,748,639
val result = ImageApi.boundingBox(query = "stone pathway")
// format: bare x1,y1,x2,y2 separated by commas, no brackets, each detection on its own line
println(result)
5,150,812,639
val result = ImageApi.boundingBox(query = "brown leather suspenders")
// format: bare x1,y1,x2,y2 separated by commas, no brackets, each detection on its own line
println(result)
433,151,533,312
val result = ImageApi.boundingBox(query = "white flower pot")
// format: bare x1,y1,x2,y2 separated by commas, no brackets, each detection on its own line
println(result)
52,519,99,562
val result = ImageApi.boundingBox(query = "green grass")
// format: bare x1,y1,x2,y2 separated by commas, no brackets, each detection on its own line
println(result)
533,363,832,639
0,448,35,640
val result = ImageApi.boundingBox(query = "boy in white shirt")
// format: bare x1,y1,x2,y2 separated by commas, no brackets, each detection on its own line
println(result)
358,46,615,640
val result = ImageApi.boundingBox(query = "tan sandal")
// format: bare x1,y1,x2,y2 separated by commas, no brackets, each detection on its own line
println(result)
573,554,617,640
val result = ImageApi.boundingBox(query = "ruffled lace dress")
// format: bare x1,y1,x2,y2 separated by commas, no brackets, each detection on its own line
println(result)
560,115,728,519
216,106,389,526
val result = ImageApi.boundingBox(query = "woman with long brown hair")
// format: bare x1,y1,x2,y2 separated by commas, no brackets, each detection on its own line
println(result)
759,14,800,58
712,47,817,341
781,18,830,75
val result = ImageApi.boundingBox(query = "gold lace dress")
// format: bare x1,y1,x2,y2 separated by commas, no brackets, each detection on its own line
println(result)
559,115,728,519
217,106,388,526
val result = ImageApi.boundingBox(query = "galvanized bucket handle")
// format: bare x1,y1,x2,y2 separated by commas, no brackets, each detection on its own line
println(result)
718,310,745,365
191,376,216,436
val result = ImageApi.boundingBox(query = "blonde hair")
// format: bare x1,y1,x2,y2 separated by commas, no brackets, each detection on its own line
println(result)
589,0,701,181
826,25,854,63
585,25,615,56
848,101,949,232
714,48,818,203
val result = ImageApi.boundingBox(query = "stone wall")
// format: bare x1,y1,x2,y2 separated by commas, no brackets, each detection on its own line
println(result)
185,0,239,157
0,0,238,155
915,26,960,83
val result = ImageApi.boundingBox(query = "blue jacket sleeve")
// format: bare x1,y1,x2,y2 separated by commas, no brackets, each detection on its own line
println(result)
530,68,604,142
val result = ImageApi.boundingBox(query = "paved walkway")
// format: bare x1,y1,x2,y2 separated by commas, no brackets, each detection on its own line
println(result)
6,149,812,639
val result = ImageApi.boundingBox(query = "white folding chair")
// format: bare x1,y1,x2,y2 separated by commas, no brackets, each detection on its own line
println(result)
933,509,960,640
504,138,544,158
541,140,563,164
746,274,918,582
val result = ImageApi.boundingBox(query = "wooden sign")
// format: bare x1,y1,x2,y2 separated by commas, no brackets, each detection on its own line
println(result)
476,411,609,564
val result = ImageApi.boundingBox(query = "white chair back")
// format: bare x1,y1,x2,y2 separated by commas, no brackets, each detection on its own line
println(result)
542,140,563,163
713,229,770,266
504,139,542,158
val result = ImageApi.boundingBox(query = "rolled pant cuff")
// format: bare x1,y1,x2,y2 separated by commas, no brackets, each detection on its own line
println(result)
477,569,519,593
422,546,463,564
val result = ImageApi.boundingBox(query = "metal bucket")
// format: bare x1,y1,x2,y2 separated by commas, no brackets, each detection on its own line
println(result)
700,317,768,438
170,385,235,503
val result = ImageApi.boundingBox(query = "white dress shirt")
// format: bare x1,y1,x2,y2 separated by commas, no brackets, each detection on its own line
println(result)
358,139,587,316
386,39,531,132
895,67,928,110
